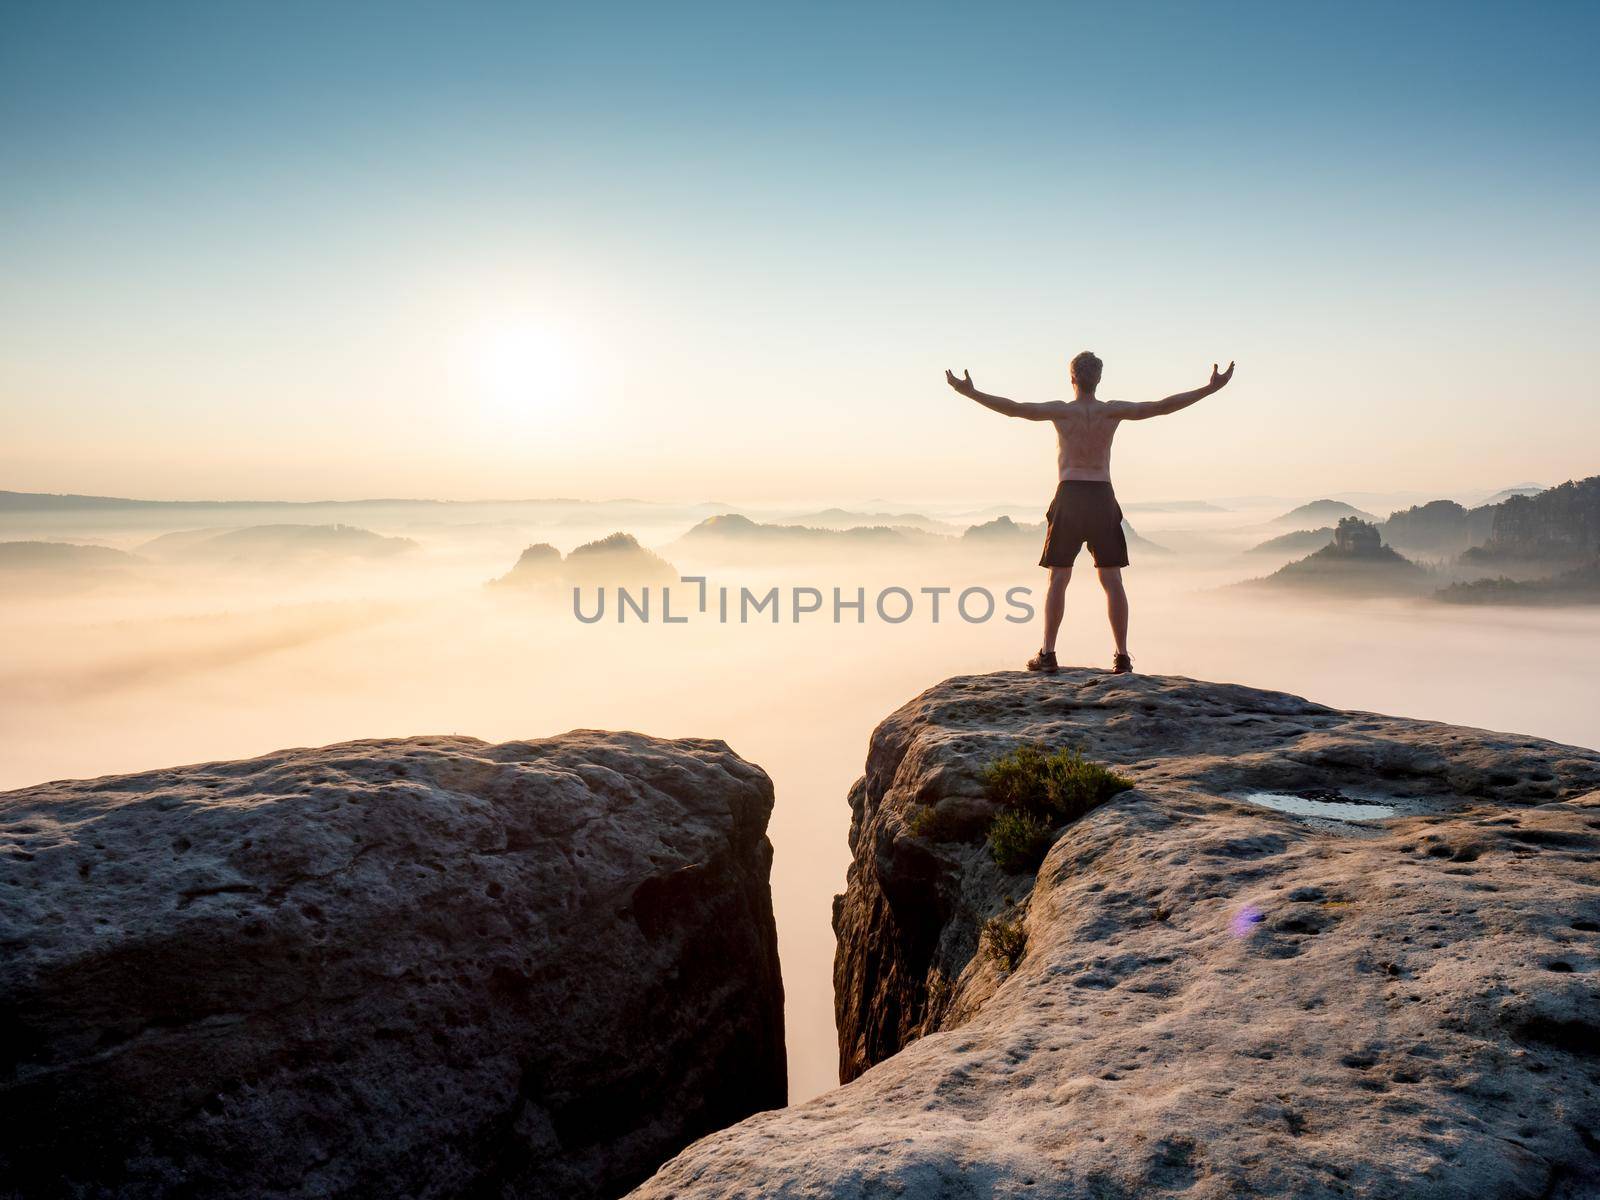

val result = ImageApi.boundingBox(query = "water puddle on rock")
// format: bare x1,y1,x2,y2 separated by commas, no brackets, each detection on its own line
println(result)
1241,792,1398,822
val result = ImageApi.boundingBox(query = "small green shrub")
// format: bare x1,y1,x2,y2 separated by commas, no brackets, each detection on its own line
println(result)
982,744,1058,817
981,743,1133,872
988,808,1052,873
1051,747,1134,817
983,743,1133,823
907,802,967,842
982,909,1028,971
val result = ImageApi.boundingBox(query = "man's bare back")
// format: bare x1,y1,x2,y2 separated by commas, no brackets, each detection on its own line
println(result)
1050,397,1121,482
942,349,1234,675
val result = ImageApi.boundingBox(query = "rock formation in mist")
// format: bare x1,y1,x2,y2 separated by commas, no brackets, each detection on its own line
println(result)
1247,517,1430,595
563,532,678,587
634,671,1600,1199
959,514,1035,542
138,523,418,566
492,532,677,591
1268,498,1377,527
0,731,785,1199
496,540,565,584
1460,476,1599,570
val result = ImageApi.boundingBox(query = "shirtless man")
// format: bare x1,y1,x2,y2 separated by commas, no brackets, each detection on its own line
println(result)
945,351,1234,675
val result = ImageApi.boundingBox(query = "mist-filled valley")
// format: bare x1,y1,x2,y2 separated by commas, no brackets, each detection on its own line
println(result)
5,481,1599,1102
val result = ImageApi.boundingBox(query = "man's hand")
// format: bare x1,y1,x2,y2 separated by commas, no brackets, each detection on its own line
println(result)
1208,361,1236,392
945,369,978,398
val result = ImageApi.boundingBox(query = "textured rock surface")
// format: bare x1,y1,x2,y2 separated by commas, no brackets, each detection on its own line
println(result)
636,671,1600,1199
0,731,784,1199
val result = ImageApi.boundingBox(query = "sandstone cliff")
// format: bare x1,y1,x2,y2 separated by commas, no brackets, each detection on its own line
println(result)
0,731,784,1199
636,672,1600,1199
1464,476,1599,568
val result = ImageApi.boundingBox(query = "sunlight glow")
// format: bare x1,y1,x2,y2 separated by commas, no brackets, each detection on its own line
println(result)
459,318,586,428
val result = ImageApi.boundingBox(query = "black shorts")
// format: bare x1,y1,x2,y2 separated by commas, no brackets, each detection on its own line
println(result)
1039,480,1129,569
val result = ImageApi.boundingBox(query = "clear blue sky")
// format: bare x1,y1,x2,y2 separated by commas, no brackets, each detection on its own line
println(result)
3,1,1597,501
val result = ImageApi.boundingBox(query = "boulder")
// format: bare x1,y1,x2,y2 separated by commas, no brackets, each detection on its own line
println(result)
0,731,785,1199
635,671,1600,1199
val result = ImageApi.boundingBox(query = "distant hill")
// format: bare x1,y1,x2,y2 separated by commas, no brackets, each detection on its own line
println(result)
775,509,958,535
0,490,442,513
673,514,937,562
1479,485,1546,506
1378,499,1497,556
1245,527,1335,557
683,514,909,543
1244,518,1430,595
1121,500,1229,514
0,541,140,571
492,533,676,591
1268,499,1377,527
138,524,418,565
1436,562,1600,606
563,533,677,586
960,515,1036,542
493,543,565,587
961,515,1170,556
0,541,142,590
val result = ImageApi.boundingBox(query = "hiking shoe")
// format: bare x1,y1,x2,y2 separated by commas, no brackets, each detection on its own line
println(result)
1111,653,1134,675
1026,649,1059,674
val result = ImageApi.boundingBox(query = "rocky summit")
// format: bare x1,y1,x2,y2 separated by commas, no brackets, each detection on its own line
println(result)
635,671,1600,1199
0,731,785,1200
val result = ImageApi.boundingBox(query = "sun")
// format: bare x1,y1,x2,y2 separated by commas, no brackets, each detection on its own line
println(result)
460,317,585,425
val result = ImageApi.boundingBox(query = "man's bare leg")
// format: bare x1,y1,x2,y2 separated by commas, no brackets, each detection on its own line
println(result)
1042,567,1071,652
1098,567,1129,657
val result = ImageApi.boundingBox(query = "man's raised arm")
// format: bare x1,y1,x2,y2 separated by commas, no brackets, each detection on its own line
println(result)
1115,361,1235,421
944,369,1064,421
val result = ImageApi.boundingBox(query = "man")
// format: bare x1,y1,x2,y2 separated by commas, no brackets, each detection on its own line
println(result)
945,351,1234,675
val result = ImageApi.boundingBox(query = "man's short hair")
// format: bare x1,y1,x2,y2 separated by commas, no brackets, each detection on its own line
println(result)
1070,351,1103,390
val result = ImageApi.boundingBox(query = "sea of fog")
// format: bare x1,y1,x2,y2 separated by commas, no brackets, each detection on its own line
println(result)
4,496,1598,1101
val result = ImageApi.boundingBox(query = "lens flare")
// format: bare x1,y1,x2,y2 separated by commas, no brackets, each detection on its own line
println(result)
1231,905,1266,937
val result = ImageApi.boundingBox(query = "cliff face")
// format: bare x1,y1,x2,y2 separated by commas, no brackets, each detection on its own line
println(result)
1466,476,1600,565
0,731,784,1200
636,672,1600,1200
